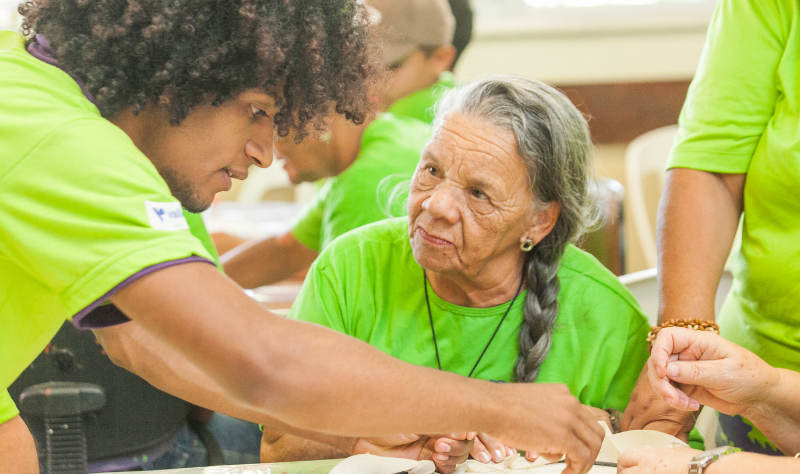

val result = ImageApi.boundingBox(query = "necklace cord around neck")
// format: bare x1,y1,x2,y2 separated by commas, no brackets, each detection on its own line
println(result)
423,270,526,378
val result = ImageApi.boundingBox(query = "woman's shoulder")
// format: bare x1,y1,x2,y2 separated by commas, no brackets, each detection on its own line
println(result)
557,244,647,323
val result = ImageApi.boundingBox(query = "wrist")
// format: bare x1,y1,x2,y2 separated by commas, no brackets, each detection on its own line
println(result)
741,367,783,422
701,451,740,474
473,381,510,438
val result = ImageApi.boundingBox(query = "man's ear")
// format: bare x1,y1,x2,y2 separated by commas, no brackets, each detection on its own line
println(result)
431,45,457,76
522,202,561,247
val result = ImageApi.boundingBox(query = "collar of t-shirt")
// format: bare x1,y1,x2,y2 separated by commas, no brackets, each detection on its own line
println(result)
26,34,96,104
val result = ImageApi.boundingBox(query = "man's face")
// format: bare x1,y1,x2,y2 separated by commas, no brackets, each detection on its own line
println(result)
141,89,279,212
273,128,338,184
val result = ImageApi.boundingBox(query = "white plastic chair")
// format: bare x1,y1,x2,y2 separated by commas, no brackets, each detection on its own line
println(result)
624,125,679,269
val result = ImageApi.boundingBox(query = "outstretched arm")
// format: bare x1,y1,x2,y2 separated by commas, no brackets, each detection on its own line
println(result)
97,318,469,469
109,262,604,473
221,232,317,288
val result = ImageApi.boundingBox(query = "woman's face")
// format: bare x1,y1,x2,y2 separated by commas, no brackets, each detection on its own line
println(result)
408,113,552,281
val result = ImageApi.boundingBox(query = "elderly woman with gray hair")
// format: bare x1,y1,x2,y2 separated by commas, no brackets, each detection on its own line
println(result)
260,75,650,471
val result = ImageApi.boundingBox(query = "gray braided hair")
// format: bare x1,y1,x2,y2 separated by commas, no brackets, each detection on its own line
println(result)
434,75,598,383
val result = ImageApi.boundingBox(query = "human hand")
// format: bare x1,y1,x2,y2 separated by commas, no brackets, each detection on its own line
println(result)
583,406,612,429
469,432,517,464
430,432,476,473
648,327,780,416
490,383,604,474
621,367,696,442
351,433,433,460
617,446,700,474
352,433,472,474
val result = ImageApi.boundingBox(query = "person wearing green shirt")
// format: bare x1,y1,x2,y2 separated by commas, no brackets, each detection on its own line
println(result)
389,71,457,124
222,0,457,289
622,0,800,457
260,76,649,469
1,2,606,474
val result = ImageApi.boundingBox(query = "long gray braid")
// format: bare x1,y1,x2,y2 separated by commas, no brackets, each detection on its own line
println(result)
434,75,598,383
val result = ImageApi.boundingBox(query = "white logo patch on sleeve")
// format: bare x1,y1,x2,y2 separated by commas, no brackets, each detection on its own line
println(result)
144,200,189,230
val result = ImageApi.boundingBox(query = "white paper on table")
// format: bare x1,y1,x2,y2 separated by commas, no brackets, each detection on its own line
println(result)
329,453,435,474
328,423,688,474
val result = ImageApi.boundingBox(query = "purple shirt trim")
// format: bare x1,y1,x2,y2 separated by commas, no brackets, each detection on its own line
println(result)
71,256,214,329
27,34,97,104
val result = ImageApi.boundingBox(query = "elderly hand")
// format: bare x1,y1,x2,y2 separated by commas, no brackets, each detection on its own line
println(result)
617,446,701,474
621,369,696,442
469,432,516,464
352,433,473,474
648,327,780,416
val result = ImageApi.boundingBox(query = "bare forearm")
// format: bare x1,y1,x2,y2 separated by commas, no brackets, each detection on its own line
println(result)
221,233,317,288
0,417,39,474
261,429,348,463
743,368,800,454
95,322,357,453
707,452,800,474
657,168,744,323
109,264,503,438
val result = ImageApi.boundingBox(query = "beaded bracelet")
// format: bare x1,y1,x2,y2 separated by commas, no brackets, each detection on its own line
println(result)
647,318,720,352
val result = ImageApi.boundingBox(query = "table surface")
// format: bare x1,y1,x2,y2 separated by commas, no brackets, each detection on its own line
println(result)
121,459,343,474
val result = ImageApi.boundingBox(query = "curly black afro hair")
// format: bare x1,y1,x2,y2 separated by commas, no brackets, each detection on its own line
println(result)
19,0,377,139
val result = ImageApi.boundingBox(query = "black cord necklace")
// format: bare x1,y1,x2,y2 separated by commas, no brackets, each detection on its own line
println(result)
423,270,525,378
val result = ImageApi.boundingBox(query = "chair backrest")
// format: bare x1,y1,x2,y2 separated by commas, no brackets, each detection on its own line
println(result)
578,178,626,276
9,320,191,470
624,125,679,269
619,267,734,327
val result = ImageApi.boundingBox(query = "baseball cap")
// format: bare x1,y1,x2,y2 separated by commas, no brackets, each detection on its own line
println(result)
366,0,456,66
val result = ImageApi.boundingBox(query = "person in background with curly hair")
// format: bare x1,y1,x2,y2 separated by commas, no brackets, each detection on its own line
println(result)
0,1,605,474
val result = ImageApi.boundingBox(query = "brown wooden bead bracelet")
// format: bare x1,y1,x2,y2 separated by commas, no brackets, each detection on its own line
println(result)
647,318,720,352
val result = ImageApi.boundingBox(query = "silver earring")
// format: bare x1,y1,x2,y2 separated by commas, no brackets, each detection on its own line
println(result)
520,239,534,252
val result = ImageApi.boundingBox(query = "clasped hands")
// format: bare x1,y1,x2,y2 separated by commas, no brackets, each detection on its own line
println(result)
617,327,782,473
355,405,611,474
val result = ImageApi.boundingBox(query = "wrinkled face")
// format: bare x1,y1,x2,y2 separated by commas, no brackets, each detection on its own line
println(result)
408,113,540,280
143,89,279,212
273,128,337,184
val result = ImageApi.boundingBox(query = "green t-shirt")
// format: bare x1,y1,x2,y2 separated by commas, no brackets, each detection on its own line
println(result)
388,71,456,124
291,113,431,252
290,218,650,411
668,0,800,373
0,31,214,424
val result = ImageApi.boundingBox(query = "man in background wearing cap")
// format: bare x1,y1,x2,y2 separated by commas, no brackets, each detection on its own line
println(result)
389,0,474,125
221,0,457,290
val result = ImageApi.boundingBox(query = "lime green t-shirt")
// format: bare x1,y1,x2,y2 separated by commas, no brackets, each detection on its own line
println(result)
668,0,800,373
291,113,431,252
290,218,650,411
388,71,456,125
0,31,214,423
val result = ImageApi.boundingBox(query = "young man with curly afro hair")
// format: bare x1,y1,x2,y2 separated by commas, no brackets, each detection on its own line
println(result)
0,1,604,473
